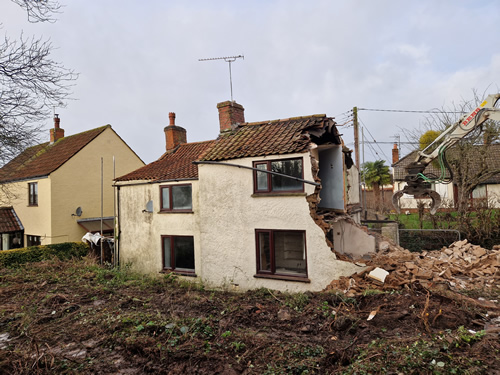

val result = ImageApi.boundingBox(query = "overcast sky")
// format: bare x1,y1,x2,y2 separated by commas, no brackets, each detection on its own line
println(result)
3,0,500,166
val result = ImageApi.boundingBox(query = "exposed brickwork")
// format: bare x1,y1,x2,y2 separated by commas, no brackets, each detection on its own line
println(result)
217,101,245,132
164,112,187,152
50,115,65,143
392,143,399,164
50,128,65,143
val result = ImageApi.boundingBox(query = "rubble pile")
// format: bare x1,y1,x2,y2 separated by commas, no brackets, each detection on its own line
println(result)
328,240,500,294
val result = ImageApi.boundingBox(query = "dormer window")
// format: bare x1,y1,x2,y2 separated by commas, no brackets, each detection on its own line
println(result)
160,184,192,212
253,158,303,194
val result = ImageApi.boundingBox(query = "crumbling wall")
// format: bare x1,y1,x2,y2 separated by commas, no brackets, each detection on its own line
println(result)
308,150,375,260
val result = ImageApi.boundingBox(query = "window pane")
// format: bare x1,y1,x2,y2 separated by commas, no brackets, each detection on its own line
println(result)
172,185,192,210
161,187,170,210
271,159,303,191
256,164,268,191
29,183,38,205
274,231,306,275
472,185,486,199
163,237,171,268
258,232,271,271
174,237,194,270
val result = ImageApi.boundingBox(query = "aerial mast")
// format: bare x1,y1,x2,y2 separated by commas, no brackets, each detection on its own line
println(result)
199,55,244,101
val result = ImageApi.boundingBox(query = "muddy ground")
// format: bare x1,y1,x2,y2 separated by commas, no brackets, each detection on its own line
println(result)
0,256,499,374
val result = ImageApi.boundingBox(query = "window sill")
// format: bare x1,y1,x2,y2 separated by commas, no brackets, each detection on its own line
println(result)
252,192,306,198
254,274,310,283
160,270,197,277
157,210,194,214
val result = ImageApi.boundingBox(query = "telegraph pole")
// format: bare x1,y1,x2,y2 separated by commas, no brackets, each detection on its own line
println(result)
353,107,360,169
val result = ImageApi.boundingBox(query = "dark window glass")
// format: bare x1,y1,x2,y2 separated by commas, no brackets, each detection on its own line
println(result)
253,158,303,193
28,182,38,206
27,235,41,247
271,159,303,191
256,230,306,277
172,185,192,210
174,236,195,270
160,184,192,211
162,236,195,272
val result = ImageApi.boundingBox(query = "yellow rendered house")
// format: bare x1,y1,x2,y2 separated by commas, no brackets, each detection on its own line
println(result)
0,116,144,249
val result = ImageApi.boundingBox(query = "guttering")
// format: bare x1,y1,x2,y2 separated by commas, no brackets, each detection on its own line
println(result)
113,177,198,188
193,160,320,186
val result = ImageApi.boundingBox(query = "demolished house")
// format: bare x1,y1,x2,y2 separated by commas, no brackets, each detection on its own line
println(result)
115,101,375,292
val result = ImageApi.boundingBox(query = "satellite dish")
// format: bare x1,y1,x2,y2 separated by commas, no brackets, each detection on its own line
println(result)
72,207,82,217
144,200,153,213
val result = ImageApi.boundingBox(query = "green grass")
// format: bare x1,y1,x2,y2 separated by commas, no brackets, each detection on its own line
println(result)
389,213,434,229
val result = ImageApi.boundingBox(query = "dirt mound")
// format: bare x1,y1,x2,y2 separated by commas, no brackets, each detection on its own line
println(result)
0,256,498,374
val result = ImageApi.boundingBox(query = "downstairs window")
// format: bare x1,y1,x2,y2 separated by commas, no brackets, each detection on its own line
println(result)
256,229,307,277
161,235,195,273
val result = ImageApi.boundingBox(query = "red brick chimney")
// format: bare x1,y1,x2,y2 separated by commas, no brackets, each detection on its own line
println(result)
50,114,65,143
217,101,245,132
164,112,187,152
392,143,399,164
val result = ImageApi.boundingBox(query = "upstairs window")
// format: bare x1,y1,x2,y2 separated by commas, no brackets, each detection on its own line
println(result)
28,182,38,206
253,158,303,193
162,235,195,273
256,229,307,277
160,184,192,212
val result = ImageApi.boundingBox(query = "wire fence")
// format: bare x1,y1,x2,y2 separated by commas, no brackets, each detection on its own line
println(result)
365,226,461,252
399,229,461,252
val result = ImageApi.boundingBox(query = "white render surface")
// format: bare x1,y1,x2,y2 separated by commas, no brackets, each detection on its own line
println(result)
118,151,369,292
196,152,364,292
117,180,202,275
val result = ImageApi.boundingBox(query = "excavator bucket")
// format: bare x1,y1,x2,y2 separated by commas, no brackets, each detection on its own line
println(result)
392,188,442,215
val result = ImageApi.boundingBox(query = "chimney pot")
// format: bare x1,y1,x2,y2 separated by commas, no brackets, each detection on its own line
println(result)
169,112,176,126
164,113,187,152
50,114,64,143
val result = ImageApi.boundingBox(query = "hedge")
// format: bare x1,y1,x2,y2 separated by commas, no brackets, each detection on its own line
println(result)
0,242,89,268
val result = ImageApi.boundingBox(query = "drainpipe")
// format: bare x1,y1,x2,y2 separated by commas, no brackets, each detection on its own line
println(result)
116,185,121,267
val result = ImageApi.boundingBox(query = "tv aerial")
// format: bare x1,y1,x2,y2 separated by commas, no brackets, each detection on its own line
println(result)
199,55,244,101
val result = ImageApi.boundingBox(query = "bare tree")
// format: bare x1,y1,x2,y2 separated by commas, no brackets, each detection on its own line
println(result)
400,90,500,214
10,0,62,23
0,0,77,168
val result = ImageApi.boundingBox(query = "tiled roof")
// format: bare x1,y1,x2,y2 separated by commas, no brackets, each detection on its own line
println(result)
115,140,216,182
0,207,23,233
115,114,343,182
393,144,500,183
200,115,341,161
0,126,109,183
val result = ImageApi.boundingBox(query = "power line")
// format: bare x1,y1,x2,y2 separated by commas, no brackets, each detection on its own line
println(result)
358,108,465,114
359,118,391,161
